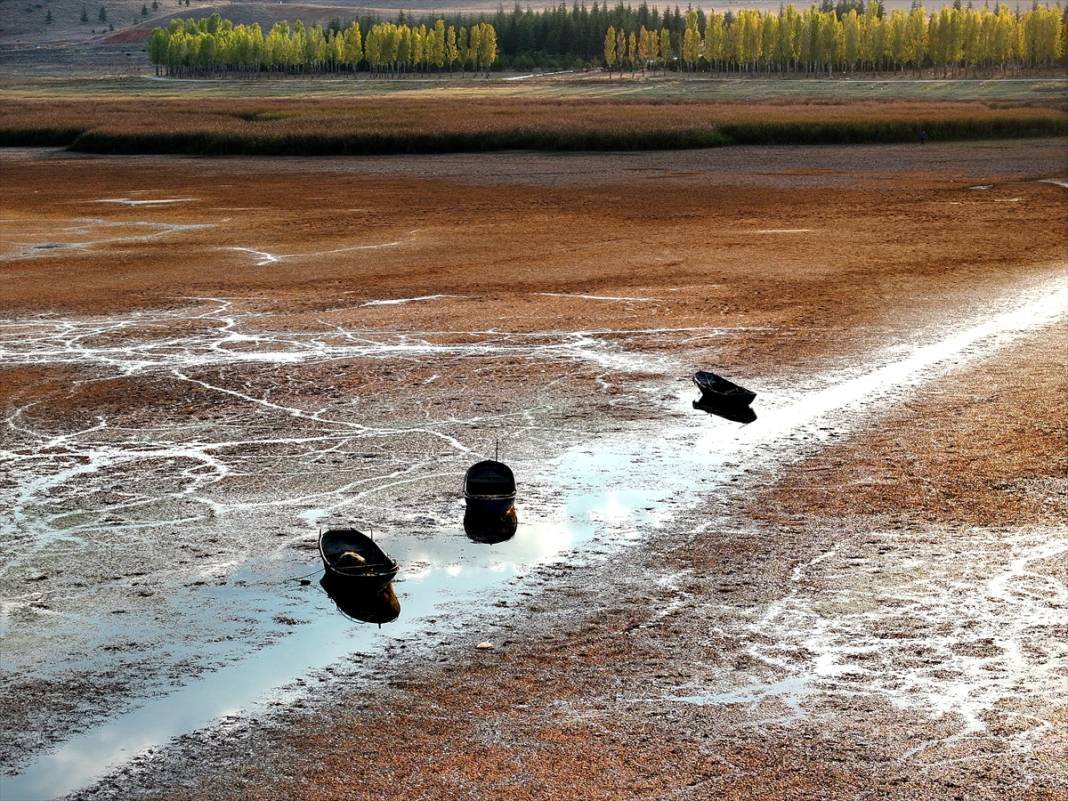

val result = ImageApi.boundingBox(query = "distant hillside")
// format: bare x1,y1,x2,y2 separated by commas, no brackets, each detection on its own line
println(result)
101,3,376,44
0,0,513,48
1,0,943,50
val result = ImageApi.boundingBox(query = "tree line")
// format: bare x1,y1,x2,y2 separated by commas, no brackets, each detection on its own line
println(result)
605,3,1065,75
148,3,1065,76
149,14,498,76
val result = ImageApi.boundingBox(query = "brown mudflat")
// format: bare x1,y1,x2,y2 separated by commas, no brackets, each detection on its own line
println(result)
1,140,1066,800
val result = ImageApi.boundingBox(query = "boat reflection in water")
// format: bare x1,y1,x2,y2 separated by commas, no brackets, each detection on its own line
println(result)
319,574,401,626
463,506,519,544
692,396,757,424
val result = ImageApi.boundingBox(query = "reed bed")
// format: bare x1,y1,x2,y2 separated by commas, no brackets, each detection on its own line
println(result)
1,97,1064,155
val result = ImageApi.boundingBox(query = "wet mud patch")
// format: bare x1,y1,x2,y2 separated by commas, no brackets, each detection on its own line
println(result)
3,278,1061,799
2,296,721,780
1,144,1065,798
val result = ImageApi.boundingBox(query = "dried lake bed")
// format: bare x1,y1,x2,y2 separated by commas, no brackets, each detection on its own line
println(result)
1,143,1066,800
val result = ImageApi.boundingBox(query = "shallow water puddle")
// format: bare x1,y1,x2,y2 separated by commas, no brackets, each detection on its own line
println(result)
535,292,659,302
93,198,197,207
223,231,417,267
361,294,456,307
1,276,1065,800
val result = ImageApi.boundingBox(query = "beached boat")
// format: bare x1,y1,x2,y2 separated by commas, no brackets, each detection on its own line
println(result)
318,528,398,589
692,370,756,407
463,459,517,517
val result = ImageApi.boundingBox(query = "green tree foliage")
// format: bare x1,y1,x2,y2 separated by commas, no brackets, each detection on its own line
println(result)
149,16,498,76
682,10,700,72
146,4,1065,77
598,2,1063,74
477,22,498,75
658,26,671,70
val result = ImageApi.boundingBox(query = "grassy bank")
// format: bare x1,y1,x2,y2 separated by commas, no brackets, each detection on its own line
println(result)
1,97,1064,155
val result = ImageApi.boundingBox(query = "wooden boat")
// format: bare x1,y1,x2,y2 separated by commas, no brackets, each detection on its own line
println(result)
692,370,756,407
320,575,400,625
463,459,516,517
318,528,398,589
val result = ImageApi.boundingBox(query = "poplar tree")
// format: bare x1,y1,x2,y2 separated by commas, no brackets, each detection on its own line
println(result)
843,9,861,68
446,25,459,73
343,21,362,72
638,24,653,73
467,24,482,74
604,25,617,72
478,22,497,75
431,20,446,71
457,26,468,75
682,10,700,72
703,14,723,70
904,5,928,70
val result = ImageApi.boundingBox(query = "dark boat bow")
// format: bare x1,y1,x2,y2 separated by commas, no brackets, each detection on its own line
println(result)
692,370,756,407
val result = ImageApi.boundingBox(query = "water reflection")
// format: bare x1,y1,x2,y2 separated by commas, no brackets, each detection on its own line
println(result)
319,575,401,626
463,507,519,544
692,397,758,424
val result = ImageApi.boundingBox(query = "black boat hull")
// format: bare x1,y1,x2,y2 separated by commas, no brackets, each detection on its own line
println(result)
463,459,517,518
318,528,399,589
692,370,756,407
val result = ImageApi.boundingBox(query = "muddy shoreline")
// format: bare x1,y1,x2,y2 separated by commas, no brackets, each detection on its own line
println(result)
63,312,1068,801
1,142,1065,800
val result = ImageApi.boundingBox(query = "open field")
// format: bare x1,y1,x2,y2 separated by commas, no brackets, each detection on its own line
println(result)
1,139,1066,799
2,93,1066,154
3,70,1067,102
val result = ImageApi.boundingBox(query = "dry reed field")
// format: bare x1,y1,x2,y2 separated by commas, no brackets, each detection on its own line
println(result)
2,95,1065,154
